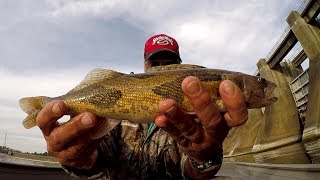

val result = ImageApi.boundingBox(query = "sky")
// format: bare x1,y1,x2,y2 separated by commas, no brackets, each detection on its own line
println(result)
0,0,305,153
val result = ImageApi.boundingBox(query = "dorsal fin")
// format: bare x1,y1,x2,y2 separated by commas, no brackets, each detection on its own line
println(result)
68,68,124,93
147,64,206,73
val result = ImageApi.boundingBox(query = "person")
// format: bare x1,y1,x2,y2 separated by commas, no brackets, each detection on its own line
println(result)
36,33,248,179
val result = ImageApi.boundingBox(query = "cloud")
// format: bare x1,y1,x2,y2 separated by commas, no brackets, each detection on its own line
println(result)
45,0,299,73
1,0,302,73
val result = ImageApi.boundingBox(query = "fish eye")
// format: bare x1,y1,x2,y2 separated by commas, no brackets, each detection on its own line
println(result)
258,77,268,86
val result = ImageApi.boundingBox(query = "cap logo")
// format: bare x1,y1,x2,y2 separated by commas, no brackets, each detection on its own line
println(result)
152,35,174,46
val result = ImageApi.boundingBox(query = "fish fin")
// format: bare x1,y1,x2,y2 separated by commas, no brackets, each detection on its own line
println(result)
181,111,200,123
147,64,206,72
22,113,38,129
19,96,52,129
68,68,124,93
90,119,121,139
184,111,196,115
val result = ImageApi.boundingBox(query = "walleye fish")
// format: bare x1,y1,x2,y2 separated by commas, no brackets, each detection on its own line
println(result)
19,64,277,138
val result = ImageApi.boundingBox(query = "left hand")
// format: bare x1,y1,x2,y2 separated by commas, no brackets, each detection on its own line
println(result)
154,76,248,164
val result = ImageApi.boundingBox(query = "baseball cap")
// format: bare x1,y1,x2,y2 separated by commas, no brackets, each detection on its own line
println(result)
144,33,181,62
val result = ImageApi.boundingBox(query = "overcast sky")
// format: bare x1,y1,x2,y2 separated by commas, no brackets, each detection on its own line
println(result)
0,0,304,153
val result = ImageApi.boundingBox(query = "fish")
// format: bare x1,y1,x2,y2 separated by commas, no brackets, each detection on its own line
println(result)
19,64,277,138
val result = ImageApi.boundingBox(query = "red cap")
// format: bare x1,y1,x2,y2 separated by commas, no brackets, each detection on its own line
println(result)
144,34,181,62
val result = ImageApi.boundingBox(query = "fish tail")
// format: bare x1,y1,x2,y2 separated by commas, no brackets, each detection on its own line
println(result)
19,96,53,129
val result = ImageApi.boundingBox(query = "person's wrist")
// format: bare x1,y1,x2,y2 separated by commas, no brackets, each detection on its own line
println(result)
188,147,223,171
184,153,222,179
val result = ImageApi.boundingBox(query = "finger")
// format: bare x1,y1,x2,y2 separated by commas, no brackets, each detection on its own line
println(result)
181,76,224,133
48,112,98,151
36,100,67,137
69,140,100,169
219,80,248,127
155,101,191,146
82,149,99,169
155,114,190,147
156,99,203,144
154,111,171,128
58,142,99,169
56,133,95,160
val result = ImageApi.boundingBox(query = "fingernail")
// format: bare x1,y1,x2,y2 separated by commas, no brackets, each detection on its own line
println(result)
186,80,201,96
222,81,235,96
165,106,177,119
52,103,61,115
81,114,93,126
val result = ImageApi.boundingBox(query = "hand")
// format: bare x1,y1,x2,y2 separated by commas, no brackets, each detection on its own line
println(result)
154,76,248,164
36,100,101,169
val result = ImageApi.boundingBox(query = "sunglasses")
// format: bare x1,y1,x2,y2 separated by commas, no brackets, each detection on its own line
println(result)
150,59,179,66
148,52,180,66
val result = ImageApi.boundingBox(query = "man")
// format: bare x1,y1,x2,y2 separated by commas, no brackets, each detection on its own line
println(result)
36,34,248,179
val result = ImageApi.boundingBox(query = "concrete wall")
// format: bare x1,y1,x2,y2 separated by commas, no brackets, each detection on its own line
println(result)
224,60,303,156
287,11,320,142
287,11,320,163
254,60,302,151
224,10,320,160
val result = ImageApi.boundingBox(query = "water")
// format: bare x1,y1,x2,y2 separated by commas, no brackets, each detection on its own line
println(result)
0,153,60,167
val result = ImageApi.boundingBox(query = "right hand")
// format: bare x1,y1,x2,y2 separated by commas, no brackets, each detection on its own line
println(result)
36,100,101,169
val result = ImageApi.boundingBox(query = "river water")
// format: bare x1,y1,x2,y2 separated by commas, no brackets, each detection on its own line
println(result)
0,153,60,167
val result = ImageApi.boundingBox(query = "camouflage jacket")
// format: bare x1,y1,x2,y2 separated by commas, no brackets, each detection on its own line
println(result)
63,121,219,179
